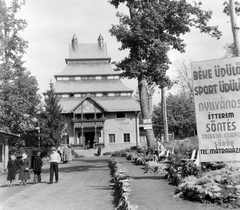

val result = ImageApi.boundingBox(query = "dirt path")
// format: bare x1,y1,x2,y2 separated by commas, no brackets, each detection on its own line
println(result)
0,156,225,210
0,156,114,210
115,157,224,210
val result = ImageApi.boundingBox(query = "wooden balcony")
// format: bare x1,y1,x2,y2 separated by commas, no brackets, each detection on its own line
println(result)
72,117,106,123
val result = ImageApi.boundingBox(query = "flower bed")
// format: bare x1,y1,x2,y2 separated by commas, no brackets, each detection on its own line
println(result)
108,158,138,210
111,147,240,208
175,163,240,208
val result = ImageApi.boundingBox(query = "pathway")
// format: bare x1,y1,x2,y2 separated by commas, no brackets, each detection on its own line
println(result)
0,156,114,210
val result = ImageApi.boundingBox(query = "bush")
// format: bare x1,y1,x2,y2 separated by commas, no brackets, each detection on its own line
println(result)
165,151,201,185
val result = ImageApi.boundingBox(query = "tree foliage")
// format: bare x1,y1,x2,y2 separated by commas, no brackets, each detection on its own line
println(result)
0,0,41,136
109,0,221,147
152,92,196,139
39,81,64,148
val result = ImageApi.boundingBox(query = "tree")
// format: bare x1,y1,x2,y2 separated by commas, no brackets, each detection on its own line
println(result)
152,92,196,140
109,0,221,147
173,59,193,98
39,81,64,148
0,0,41,137
223,0,240,57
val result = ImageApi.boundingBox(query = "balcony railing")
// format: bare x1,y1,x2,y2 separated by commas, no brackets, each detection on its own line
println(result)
72,117,106,123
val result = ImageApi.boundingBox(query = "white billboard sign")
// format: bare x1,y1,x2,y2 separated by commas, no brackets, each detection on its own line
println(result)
192,57,240,162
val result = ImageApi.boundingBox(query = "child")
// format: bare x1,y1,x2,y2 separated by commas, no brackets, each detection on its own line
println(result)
33,151,43,183
7,154,18,186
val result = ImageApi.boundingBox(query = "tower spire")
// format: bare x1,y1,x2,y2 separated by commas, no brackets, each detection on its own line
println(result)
98,34,104,50
71,34,78,51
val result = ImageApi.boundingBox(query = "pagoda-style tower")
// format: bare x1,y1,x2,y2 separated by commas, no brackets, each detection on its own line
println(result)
54,34,141,151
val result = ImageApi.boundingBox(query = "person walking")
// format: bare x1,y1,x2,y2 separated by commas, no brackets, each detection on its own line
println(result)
33,151,43,184
48,147,61,184
18,152,31,185
7,154,19,186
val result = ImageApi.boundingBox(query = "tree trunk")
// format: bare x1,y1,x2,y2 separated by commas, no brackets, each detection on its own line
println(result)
161,87,169,142
138,76,155,147
229,0,240,56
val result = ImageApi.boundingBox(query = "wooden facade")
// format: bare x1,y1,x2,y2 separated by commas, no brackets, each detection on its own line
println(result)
53,35,143,151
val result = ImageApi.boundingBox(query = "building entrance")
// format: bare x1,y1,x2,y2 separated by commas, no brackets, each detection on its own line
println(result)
85,132,95,149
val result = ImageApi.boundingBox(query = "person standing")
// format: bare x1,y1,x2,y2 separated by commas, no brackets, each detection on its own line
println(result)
7,154,19,186
33,151,42,184
67,145,72,163
18,152,31,185
154,140,166,161
48,147,61,184
62,145,67,163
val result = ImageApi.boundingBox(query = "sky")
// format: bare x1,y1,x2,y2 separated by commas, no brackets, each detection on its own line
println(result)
5,0,236,105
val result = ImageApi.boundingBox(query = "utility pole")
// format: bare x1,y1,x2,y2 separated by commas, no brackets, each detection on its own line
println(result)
229,0,240,56
161,87,168,143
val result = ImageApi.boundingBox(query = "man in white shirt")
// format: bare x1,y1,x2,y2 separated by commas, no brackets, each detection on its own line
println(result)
48,147,61,184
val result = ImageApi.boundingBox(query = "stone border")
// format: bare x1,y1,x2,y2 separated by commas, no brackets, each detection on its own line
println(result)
108,158,138,210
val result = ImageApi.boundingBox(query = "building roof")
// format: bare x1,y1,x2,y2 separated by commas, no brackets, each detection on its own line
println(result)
55,62,121,77
54,80,133,93
0,130,19,143
59,96,140,113
66,43,111,62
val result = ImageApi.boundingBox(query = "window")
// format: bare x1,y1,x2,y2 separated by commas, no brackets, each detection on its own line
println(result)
108,93,114,97
124,133,130,142
96,93,102,97
107,76,114,79
103,93,108,97
96,113,102,119
116,112,125,119
69,93,74,97
120,92,127,96
109,134,115,143
84,114,94,120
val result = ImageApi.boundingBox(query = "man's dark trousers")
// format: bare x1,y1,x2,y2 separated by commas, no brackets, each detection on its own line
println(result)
50,162,59,183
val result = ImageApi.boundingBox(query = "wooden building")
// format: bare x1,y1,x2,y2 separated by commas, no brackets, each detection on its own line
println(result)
0,130,19,172
53,34,143,151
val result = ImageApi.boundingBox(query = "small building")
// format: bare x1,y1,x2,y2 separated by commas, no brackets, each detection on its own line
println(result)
53,34,143,151
0,130,19,172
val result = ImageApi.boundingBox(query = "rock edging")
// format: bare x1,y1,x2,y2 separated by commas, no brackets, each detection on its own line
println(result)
109,158,138,210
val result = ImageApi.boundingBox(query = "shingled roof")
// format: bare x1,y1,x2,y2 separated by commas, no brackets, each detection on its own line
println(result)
55,62,121,77
54,80,133,93
54,34,140,113
67,43,110,61
59,96,140,113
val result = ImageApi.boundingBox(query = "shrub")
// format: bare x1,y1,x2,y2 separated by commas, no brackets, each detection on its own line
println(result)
165,152,201,185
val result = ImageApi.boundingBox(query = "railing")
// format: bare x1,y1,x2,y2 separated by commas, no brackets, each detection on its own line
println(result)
71,117,106,123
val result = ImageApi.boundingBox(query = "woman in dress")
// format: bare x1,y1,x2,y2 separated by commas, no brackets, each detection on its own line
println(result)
18,152,31,185
7,154,19,186
67,145,72,163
